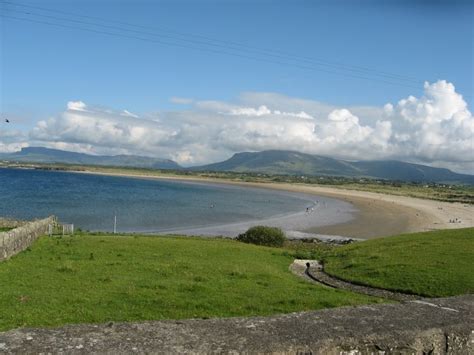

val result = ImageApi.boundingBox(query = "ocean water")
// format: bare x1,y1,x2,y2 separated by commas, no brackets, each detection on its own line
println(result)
0,168,325,233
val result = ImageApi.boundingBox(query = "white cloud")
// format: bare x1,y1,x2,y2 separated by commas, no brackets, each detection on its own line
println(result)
386,80,473,165
228,105,272,116
226,104,314,120
67,101,87,111
0,129,29,153
121,110,139,118
5,80,471,173
170,97,194,105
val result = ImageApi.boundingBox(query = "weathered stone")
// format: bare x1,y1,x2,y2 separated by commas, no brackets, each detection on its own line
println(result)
0,295,472,354
0,216,57,262
0,218,26,229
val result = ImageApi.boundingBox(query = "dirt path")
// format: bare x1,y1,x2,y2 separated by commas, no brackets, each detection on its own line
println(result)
290,260,421,301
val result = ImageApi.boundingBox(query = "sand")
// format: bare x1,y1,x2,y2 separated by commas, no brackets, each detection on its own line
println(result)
241,183,474,238
75,170,474,239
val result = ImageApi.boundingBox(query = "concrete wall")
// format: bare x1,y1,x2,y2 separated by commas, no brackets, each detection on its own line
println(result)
0,216,56,261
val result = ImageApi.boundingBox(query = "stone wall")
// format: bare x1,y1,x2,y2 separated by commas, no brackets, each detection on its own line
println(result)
0,294,472,353
0,216,57,261
0,218,26,229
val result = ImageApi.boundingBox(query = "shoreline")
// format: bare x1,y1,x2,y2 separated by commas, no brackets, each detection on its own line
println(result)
70,169,474,239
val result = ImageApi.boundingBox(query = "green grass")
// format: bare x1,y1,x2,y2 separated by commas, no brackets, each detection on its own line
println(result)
324,228,474,297
0,227,13,232
0,234,378,331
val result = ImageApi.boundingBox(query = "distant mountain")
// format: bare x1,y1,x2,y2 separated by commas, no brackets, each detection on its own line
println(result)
0,147,181,170
193,150,474,184
2,147,472,184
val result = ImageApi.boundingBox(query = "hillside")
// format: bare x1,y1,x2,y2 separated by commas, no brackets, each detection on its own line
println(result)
324,228,474,297
0,233,375,331
0,147,181,170
193,150,474,184
2,147,473,184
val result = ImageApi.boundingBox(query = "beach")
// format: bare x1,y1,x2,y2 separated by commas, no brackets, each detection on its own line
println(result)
74,169,474,239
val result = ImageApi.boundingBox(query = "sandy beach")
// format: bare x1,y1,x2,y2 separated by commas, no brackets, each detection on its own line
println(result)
75,169,474,239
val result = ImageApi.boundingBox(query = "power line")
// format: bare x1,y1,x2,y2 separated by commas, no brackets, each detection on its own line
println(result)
1,14,426,92
4,0,417,81
4,6,419,84
1,0,425,86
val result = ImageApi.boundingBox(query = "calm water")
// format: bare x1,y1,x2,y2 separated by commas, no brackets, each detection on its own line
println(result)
0,168,316,232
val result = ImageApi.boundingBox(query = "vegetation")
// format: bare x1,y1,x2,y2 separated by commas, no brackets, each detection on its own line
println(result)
0,227,13,232
1,228,472,331
237,226,286,247
322,228,474,297
0,234,378,331
2,161,472,203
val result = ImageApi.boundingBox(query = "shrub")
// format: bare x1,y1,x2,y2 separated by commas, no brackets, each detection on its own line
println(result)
236,226,286,247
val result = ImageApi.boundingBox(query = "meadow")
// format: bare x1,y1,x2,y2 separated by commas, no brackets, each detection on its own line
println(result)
0,234,376,331
0,228,472,331
322,228,474,297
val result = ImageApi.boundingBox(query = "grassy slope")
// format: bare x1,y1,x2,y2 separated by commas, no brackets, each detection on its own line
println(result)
324,228,474,297
0,234,377,331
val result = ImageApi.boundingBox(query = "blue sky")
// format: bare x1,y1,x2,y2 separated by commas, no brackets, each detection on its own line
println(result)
0,0,473,172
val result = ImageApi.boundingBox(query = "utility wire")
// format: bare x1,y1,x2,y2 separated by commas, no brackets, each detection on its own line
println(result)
1,13,425,91
1,0,424,85
2,13,427,91
5,6,419,84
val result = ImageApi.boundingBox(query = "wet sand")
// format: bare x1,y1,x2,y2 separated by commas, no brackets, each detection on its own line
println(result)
305,194,424,238
261,183,473,239
75,170,474,239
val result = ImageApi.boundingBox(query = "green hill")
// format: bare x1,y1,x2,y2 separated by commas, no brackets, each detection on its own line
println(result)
193,150,474,184
324,228,474,297
0,234,376,331
0,147,181,170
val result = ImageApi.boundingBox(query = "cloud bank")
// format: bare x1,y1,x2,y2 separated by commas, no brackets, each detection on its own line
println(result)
1,80,472,173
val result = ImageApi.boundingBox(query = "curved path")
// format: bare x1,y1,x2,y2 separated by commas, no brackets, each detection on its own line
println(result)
290,259,421,301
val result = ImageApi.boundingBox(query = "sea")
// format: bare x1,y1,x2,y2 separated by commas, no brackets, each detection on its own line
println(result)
0,168,353,234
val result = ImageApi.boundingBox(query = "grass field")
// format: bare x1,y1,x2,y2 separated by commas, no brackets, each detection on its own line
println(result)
0,234,377,331
0,227,13,232
1,228,471,331
323,228,474,297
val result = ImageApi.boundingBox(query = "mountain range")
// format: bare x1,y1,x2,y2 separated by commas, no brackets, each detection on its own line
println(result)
0,147,180,170
193,150,474,184
1,147,473,184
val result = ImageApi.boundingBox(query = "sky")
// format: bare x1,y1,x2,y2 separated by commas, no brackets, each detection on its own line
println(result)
0,0,473,173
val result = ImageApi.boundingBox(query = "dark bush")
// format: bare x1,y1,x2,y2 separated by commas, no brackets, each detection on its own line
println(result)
236,226,286,247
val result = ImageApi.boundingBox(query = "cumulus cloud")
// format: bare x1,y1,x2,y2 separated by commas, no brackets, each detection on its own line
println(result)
5,80,471,172
30,101,177,157
170,97,194,105
387,81,473,165
226,105,314,120
0,129,29,153
67,101,87,111
228,105,272,116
